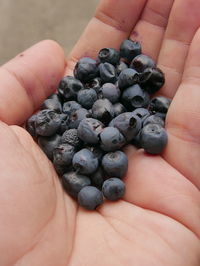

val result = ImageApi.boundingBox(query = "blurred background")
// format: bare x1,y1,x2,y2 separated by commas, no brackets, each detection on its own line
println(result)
0,0,99,65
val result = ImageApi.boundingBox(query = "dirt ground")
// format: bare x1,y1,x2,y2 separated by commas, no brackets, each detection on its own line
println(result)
0,0,99,64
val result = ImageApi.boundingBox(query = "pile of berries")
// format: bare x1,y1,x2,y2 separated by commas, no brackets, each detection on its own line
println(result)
26,39,171,210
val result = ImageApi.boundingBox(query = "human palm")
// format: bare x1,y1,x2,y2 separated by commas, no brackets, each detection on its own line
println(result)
1,0,200,265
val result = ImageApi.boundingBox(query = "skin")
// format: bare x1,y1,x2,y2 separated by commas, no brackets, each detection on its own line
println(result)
0,0,200,265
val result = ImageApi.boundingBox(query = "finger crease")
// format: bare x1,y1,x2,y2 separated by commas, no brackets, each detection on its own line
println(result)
94,10,130,34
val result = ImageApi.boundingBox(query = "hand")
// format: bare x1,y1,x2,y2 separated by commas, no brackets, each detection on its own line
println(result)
0,0,200,265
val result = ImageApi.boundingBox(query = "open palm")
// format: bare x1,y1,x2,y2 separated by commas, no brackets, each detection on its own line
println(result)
0,0,200,265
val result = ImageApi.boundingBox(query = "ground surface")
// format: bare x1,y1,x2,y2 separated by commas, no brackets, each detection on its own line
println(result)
0,0,98,64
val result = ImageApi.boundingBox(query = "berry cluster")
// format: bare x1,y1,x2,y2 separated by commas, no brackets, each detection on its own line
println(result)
26,39,171,210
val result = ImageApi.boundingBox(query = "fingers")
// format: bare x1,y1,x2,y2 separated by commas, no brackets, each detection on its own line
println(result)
123,149,200,238
65,0,147,75
130,0,174,60
157,0,200,98
0,40,66,125
163,29,200,189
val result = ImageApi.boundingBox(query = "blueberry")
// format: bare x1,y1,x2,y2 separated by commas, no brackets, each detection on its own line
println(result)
58,76,84,100
62,101,82,115
74,57,99,82
116,60,128,75
92,99,114,125
100,127,125,152
73,148,99,175
139,67,165,94
120,39,141,62
98,83,120,104
154,112,167,121
85,77,102,93
109,112,142,141
99,62,117,84
40,98,62,113
78,118,104,144
53,143,76,166
149,96,171,114
85,146,104,163
77,88,97,109
143,114,165,127
98,48,120,65
130,54,156,73
54,164,72,177
78,186,103,210
62,171,91,198
91,167,105,189
26,114,37,136
102,151,128,178
113,103,127,117
132,108,150,120
59,113,69,134
38,134,61,160
122,84,150,110
102,178,125,201
35,109,61,136
131,131,142,149
140,123,168,154
118,68,139,89
61,129,83,148
68,108,90,129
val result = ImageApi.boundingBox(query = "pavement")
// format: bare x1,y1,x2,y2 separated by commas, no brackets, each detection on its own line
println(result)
0,0,99,65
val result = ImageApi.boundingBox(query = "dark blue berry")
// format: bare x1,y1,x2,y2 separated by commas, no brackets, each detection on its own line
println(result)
130,54,156,73
113,103,127,117
98,83,120,104
40,98,62,113
100,127,125,152
140,123,168,154
35,109,61,136
78,186,103,210
53,143,76,166
62,171,91,198
26,114,37,136
118,68,139,89
99,62,117,83
58,76,84,100
120,39,141,62
74,57,99,82
85,146,104,163
68,108,90,129
149,96,171,114
122,84,150,110
73,148,99,175
84,77,102,93
102,151,128,178
142,114,164,127
38,134,61,160
139,67,165,94
102,178,125,201
91,167,105,189
116,60,128,75
78,118,104,144
61,128,83,148
92,99,114,125
109,112,142,141
59,113,69,134
132,108,150,120
98,48,120,65
62,101,82,115
77,88,97,109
